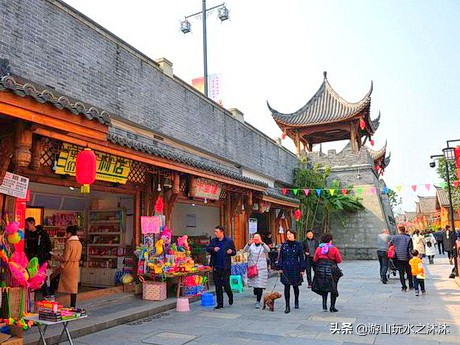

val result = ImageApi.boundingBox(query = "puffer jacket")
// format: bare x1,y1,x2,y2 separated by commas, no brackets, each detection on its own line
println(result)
392,234,413,261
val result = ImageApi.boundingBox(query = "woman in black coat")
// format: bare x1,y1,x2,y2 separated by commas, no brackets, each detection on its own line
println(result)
277,229,306,314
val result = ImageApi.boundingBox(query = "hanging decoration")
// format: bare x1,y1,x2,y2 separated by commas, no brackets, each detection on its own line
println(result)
453,181,459,188
370,139,375,146
425,184,431,191
293,209,302,222
315,189,322,197
359,118,366,130
281,188,287,195
341,189,348,195
154,196,165,215
369,187,376,195
303,189,310,196
281,131,287,140
411,185,417,192
329,189,335,196
292,188,299,196
75,148,96,194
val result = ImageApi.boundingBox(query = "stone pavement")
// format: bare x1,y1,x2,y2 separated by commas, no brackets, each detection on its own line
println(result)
56,255,460,345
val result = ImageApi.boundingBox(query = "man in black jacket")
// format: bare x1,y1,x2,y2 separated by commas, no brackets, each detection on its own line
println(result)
206,225,236,309
302,230,319,288
25,217,52,295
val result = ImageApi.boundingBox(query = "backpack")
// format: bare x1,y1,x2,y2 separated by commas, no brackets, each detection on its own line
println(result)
427,241,432,248
387,244,395,259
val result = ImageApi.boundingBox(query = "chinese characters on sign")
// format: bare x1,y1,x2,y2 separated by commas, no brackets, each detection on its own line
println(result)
55,143,131,184
0,172,29,199
330,322,450,336
189,177,222,200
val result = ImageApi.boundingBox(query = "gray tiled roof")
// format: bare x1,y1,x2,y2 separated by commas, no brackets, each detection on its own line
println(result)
417,196,436,214
267,72,373,127
435,187,450,207
0,74,111,126
265,187,300,205
107,129,268,188
368,141,387,160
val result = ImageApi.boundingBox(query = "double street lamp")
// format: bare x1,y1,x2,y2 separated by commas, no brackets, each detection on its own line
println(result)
430,139,460,277
180,1,230,98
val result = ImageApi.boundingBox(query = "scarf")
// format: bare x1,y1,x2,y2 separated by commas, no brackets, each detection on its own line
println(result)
319,243,334,255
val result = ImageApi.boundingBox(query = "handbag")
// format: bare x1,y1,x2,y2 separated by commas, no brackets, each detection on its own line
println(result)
247,246,262,278
332,264,344,278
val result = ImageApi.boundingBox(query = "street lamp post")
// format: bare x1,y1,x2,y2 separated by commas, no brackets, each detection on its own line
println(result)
430,138,460,277
180,1,229,98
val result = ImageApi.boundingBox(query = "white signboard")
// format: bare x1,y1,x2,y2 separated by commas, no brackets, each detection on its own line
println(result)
249,218,258,235
0,172,29,199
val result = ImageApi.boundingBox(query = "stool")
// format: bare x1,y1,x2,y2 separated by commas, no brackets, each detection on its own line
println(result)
201,292,215,307
176,297,190,312
229,275,244,293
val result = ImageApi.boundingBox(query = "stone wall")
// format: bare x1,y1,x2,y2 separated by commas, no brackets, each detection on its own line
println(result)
0,0,298,184
307,146,394,259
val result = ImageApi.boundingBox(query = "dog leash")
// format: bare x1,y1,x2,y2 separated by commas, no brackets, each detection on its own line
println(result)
270,273,280,293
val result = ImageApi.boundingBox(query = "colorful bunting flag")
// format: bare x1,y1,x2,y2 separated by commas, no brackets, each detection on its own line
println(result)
315,189,322,196
396,185,402,192
440,182,447,188
356,188,363,195
341,189,348,195
453,181,459,188
369,187,376,195
382,187,389,194
411,185,417,192
425,184,431,191
292,188,299,195
304,189,310,196
329,189,335,196
281,188,287,195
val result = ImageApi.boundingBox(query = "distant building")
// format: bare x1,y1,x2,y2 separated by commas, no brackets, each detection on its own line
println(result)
435,187,460,229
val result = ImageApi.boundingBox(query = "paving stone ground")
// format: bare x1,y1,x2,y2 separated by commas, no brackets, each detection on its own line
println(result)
65,255,459,345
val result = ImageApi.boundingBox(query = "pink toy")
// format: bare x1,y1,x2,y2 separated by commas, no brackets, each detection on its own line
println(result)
28,262,48,291
177,235,190,251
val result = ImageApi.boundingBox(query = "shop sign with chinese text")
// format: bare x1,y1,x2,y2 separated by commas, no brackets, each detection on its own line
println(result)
189,177,222,200
0,172,29,199
55,143,131,184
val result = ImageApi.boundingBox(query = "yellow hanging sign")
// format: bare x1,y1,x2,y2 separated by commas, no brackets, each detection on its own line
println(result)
55,143,131,184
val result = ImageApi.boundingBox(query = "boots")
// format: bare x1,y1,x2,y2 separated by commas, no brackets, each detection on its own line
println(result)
294,297,299,309
284,305,291,314
322,294,327,311
330,295,338,312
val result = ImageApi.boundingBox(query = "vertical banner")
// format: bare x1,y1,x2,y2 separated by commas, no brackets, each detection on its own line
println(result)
192,74,223,105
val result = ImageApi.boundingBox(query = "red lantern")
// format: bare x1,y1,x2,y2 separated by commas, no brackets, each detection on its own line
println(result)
154,196,164,214
294,209,302,222
359,118,366,130
281,132,287,140
455,146,460,168
76,149,96,193
370,139,375,146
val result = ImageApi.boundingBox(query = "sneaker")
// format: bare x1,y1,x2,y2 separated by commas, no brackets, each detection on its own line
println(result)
409,287,414,290
415,292,419,296
255,302,260,309
401,287,407,292
422,290,427,294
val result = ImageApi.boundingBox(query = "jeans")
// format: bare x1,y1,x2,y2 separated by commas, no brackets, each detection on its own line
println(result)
213,268,233,307
305,257,314,285
427,255,434,264
254,287,264,302
377,250,389,281
395,260,413,289
412,276,425,293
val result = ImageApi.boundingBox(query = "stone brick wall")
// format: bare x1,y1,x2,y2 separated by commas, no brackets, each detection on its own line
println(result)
0,0,298,184
307,147,395,259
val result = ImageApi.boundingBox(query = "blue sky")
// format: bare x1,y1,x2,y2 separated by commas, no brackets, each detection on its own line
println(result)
63,0,460,212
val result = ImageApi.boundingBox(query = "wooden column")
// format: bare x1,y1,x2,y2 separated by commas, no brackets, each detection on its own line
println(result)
166,173,180,227
31,136,45,171
0,135,14,185
14,122,33,169
134,191,141,245
295,130,301,155
350,123,358,153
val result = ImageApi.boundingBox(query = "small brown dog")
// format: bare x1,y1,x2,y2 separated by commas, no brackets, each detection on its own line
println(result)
262,291,282,311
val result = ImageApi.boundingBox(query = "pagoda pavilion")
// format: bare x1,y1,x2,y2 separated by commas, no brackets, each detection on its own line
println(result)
268,71,380,154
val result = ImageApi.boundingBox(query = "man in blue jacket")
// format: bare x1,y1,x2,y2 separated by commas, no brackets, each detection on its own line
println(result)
206,225,236,309
391,226,413,291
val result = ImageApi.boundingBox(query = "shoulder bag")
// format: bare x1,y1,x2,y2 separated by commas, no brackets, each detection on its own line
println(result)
247,246,262,278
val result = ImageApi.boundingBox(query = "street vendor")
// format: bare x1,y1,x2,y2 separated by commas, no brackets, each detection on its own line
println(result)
206,225,236,309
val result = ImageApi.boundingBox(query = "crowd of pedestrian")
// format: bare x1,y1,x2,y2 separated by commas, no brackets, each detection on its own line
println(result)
376,225,458,297
207,225,343,313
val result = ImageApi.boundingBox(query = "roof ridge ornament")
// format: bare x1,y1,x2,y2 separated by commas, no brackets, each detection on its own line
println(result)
323,71,327,79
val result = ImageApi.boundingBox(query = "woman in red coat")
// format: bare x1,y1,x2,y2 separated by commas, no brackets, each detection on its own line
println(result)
312,233,342,312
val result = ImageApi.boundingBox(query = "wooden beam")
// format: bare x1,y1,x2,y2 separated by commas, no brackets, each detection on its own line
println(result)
261,195,299,209
33,127,266,192
134,191,141,245
350,122,358,153
295,130,301,155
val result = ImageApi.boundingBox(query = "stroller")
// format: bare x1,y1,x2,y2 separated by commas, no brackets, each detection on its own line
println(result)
387,244,398,280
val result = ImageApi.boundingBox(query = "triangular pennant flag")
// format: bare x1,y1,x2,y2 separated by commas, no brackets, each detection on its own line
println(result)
369,187,376,195
292,188,299,195
382,187,389,194
304,189,310,196
281,188,287,195
396,185,402,192
341,189,348,195
356,188,363,195
440,182,447,188
315,189,322,196
425,184,431,191
411,185,417,192
453,181,459,188
329,189,335,196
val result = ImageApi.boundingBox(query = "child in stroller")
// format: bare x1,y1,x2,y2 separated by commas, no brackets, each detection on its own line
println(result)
387,243,398,279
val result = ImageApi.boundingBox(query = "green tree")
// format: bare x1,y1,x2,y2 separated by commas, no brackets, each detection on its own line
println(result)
294,159,364,239
387,188,402,211
436,158,460,210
